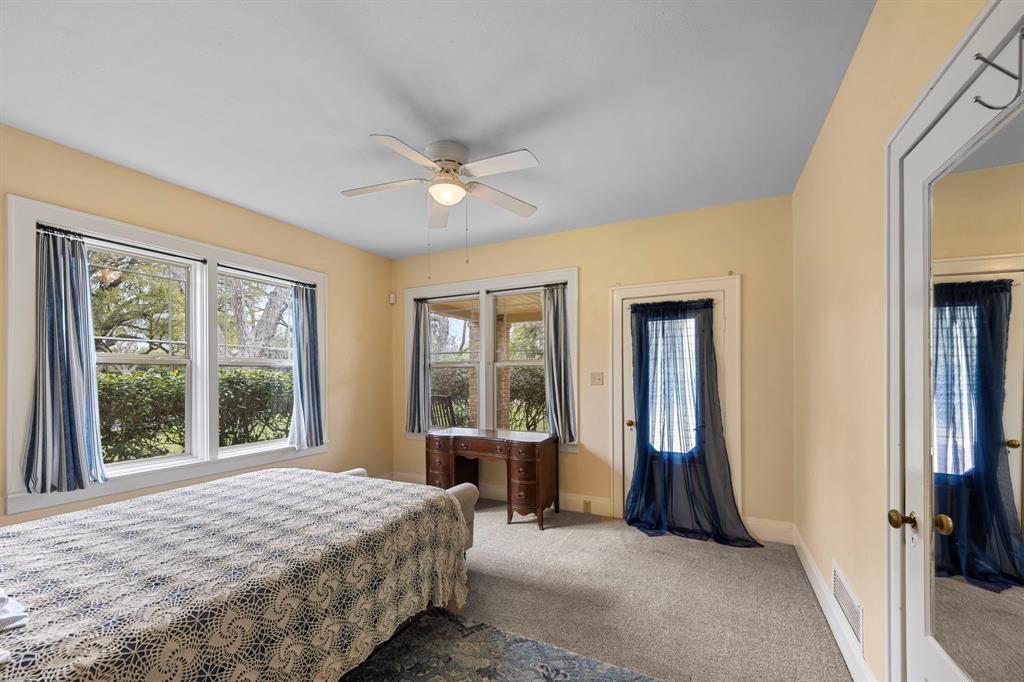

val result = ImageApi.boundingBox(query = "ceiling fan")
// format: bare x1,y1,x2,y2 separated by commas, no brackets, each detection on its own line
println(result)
341,135,539,229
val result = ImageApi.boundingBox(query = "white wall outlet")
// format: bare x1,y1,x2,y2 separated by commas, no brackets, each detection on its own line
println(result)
589,371,604,386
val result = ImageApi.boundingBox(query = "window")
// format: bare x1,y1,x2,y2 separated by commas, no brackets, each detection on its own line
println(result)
406,268,577,439
5,196,328,514
428,298,480,428
89,247,191,464
494,293,548,432
647,317,698,454
933,304,979,473
217,271,294,447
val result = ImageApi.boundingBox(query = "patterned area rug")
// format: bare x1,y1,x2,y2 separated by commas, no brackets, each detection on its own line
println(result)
345,609,660,681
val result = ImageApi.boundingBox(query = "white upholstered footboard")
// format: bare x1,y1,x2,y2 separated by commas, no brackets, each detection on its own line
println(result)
339,468,478,551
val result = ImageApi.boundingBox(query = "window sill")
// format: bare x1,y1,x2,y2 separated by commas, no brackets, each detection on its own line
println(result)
5,442,328,516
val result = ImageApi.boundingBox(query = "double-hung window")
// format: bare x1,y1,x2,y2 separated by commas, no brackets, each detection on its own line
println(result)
494,292,547,432
409,268,578,439
89,247,192,463
217,271,295,449
5,196,327,513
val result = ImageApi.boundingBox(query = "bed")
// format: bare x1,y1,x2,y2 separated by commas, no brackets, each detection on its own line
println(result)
0,468,476,680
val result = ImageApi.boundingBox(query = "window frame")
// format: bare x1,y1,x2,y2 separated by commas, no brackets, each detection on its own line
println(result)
88,243,197,469
216,267,297,454
426,294,482,430
493,289,547,433
405,268,578,446
5,195,328,514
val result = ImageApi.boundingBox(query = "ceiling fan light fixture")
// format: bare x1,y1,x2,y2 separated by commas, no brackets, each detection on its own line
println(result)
427,175,467,206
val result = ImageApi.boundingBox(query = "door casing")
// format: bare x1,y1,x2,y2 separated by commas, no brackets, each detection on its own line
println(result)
610,275,741,519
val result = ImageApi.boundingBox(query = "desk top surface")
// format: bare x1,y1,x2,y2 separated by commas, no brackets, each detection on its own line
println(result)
427,427,556,443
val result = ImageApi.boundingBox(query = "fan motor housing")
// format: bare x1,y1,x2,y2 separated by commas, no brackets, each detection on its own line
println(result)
425,140,469,166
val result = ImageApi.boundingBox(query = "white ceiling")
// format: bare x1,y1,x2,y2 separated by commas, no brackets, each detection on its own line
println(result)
0,1,874,258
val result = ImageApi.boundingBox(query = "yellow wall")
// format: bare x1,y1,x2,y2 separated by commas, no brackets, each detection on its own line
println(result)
790,0,985,677
933,162,1024,260
0,124,394,525
391,195,795,523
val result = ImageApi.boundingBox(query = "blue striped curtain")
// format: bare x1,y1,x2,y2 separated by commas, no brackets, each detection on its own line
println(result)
543,284,576,443
288,285,324,449
405,300,431,434
24,228,107,493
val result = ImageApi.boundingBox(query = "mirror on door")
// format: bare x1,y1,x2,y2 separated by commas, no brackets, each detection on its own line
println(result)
929,109,1024,682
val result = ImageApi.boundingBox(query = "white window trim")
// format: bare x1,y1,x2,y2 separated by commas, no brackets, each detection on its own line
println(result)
404,267,579,450
5,195,329,515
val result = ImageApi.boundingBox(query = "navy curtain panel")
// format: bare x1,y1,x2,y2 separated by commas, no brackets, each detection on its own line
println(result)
405,300,431,434
288,284,324,449
625,300,758,547
933,279,1024,591
24,228,107,493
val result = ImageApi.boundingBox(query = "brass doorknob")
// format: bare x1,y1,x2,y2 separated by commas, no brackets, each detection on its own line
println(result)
1008,439,1021,449
625,419,636,427
934,514,954,536
888,509,918,529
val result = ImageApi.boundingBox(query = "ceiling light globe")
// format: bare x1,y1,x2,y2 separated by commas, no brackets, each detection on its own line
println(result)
428,178,467,207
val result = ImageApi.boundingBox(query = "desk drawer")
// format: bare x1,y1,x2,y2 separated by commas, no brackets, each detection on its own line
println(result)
510,481,537,507
454,438,508,456
427,452,450,473
427,471,450,489
510,443,536,460
510,459,536,482
427,436,450,452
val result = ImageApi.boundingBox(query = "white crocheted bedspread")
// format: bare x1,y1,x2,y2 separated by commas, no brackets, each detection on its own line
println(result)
0,468,467,681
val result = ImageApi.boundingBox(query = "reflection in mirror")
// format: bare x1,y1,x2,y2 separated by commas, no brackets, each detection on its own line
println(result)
930,110,1024,682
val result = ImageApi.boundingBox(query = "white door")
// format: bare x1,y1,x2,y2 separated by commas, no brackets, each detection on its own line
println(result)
896,9,1024,677
934,270,1024,523
611,277,740,518
892,3,1019,675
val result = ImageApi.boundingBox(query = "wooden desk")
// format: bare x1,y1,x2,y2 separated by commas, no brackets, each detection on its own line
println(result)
426,428,559,529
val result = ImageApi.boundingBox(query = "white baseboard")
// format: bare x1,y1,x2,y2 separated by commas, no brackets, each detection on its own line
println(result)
389,471,613,517
793,527,875,682
744,516,794,545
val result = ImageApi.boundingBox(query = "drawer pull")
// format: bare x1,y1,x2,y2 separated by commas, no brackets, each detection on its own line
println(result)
518,466,528,475
496,446,503,453
459,443,468,449
433,458,442,466
517,448,526,455
518,491,527,500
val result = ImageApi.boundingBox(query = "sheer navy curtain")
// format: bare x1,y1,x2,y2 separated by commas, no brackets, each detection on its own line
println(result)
625,300,758,547
933,280,1024,591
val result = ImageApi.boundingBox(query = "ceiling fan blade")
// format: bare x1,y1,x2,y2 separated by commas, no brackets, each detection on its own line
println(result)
428,196,450,229
460,149,538,178
467,182,536,218
370,134,440,172
341,177,426,197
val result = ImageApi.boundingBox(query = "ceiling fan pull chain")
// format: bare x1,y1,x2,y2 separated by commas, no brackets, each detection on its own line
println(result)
465,199,470,264
426,221,432,280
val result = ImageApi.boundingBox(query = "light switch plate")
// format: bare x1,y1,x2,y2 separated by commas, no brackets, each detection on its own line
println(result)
590,371,604,386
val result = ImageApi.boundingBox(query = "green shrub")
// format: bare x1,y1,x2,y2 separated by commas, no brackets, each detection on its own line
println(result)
97,366,293,463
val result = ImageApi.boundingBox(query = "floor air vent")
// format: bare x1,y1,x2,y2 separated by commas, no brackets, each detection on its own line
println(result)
832,561,863,651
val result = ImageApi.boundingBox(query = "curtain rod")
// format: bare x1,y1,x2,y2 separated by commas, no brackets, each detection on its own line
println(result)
36,223,208,264
415,281,567,303
413,292,476,304
485,282,565,295
219,263,316,289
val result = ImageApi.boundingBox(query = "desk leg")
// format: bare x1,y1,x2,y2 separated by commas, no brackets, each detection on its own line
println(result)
538,508,544,530
506,505,512,525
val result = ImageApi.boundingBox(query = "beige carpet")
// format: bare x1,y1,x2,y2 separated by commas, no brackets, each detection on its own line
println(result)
458,501,850,682
934,576,1024,682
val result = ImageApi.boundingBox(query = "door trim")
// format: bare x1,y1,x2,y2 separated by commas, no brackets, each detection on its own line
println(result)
610,275,742,519
885,2,1024,679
